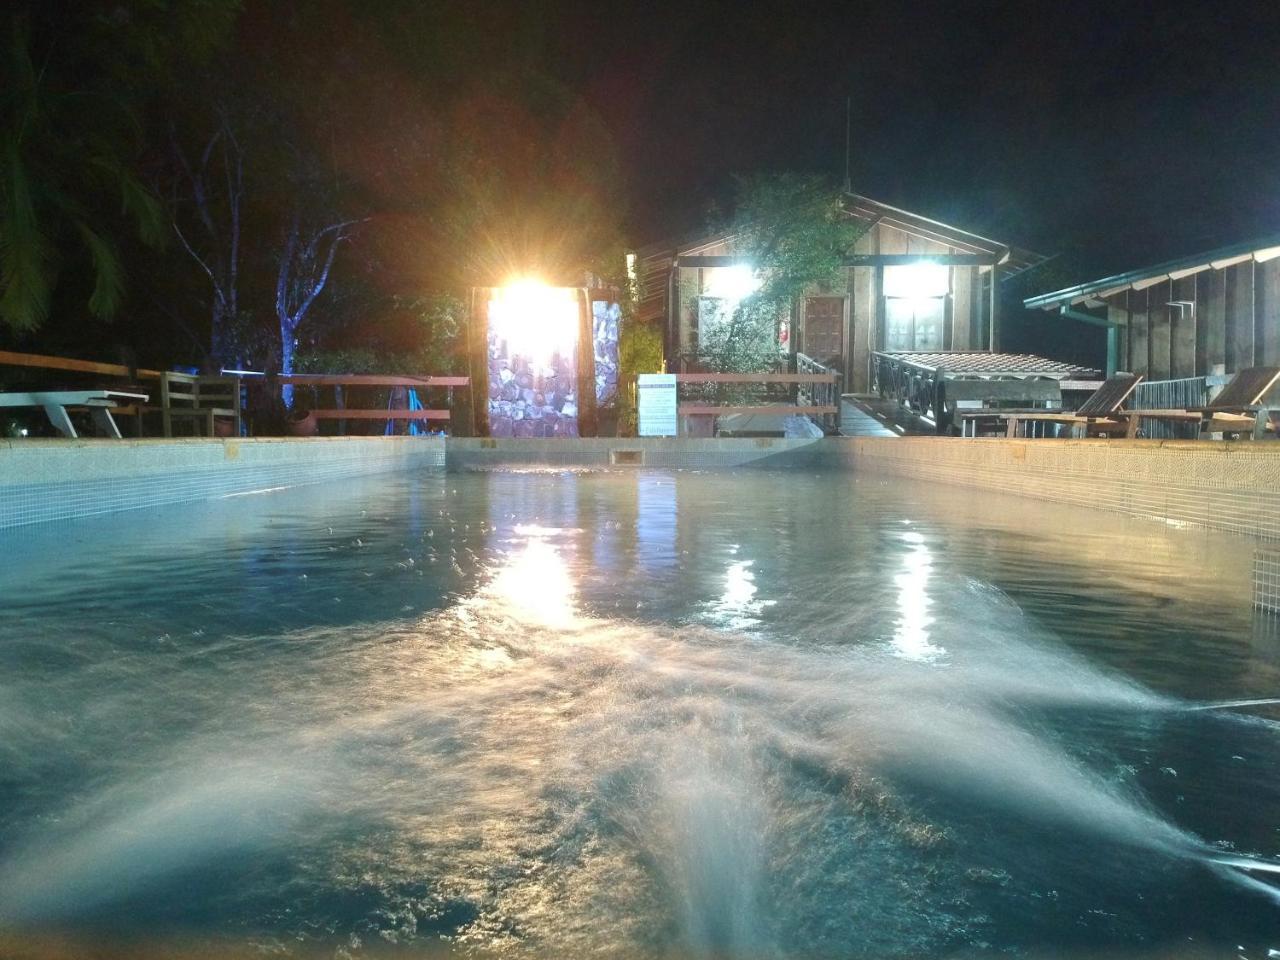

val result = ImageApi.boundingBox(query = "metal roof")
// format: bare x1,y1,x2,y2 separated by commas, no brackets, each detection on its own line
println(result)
634,193,1045,279
874,350,1099,379
1024,233,1280,310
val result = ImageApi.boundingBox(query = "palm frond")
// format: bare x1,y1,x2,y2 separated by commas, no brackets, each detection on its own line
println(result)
75,220,124,319
0,139,53,332
89,155,166,248
119,171,167,248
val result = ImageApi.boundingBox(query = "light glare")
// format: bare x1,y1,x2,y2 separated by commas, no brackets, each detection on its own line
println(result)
490,280,580,367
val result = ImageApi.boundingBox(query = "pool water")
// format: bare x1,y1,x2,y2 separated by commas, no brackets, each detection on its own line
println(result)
1,468,1277,957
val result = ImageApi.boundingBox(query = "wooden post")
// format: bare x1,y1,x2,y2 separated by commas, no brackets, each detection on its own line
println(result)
577,288,598,437
160,373,173,438
1258,259,1280,365
1171,276,1197,378
469,287,487,437
988,263,1001,351
1129,287,1149,375
1226,260,1255,372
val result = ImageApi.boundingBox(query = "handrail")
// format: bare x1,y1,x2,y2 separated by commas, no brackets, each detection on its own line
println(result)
223,370,469,387
672,363,841,434
0,349,163,380
795,353,843,434
674,372,835,384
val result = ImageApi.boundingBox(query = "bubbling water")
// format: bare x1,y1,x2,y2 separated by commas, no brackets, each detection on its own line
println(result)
0,517,1275,955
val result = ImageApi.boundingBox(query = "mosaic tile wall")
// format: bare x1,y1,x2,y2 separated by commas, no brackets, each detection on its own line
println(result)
0,436,445,529
445,437,829,471
841,437,1280,616
845,438,1280,543
1256,549,1280,615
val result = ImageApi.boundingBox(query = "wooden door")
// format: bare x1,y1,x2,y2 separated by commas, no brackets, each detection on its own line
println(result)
804,297,844,364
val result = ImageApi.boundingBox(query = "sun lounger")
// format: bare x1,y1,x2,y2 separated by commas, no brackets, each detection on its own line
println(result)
1121,366,1280,440
0,390,148,438
959,374,1143,438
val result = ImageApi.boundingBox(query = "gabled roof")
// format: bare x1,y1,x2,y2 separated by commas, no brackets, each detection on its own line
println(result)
634,192,1045,276
842,195,1043,275
1025,233,1280,310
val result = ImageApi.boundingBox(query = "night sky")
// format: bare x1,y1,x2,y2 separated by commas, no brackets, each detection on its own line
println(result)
542,0,1280,277
7,0,1280,366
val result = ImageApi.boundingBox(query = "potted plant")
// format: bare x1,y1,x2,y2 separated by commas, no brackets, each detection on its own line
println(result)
287,407,319,436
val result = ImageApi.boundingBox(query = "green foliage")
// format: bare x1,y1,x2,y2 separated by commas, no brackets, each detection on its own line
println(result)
616,319,664,435
730,172,861,302
699,173,866,373
392,292,465,371
0,2,238,334
296,292,465,375
294,347,383,374
695,297,787,375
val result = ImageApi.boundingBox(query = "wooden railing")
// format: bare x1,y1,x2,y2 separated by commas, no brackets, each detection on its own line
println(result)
0,349,163,382
795,353,843,432
0,351,470,436
228,371,470,434
673,369,840,435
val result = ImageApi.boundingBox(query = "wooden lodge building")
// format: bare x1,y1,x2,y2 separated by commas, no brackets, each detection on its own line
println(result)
633,194,1043,393
1023,235,1280,382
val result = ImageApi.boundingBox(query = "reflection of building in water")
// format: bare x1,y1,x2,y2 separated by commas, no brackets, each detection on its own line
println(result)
635,475,677,573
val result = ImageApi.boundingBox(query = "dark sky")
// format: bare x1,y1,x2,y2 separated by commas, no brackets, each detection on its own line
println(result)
534,0,1280,278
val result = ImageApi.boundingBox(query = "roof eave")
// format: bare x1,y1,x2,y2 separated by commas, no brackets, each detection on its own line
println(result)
1025,233,1280,310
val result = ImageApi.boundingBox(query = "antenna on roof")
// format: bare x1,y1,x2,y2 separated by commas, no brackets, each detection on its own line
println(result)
842,95,852,194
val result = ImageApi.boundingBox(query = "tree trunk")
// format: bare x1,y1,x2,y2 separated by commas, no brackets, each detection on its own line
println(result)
210,302,232,372
280,320,297,409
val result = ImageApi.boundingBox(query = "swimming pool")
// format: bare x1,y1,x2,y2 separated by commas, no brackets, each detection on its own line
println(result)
1,468,1277,957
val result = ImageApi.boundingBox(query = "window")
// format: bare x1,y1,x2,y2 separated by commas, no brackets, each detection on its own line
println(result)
883,263,949,352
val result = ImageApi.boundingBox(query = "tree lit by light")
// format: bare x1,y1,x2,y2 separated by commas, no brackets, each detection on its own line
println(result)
703,263,762,303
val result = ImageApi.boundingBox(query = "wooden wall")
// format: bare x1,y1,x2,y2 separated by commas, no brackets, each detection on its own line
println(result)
661,223,992,392
1101,258,1280,379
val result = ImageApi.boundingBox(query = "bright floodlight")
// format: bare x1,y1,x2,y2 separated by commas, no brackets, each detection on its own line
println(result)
490,280,580,366
883,262,950,300
704,263,762,302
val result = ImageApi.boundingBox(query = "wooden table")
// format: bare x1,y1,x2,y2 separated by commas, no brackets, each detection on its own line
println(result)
0,390,148,438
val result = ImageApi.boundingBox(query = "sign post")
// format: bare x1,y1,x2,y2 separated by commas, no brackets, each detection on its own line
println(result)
637,373,678,437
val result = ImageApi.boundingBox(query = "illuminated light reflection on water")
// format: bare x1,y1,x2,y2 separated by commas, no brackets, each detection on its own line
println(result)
890,529,943,662
0,469,1277,957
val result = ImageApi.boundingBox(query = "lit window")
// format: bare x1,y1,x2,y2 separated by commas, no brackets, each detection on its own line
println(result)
883,262,950,300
